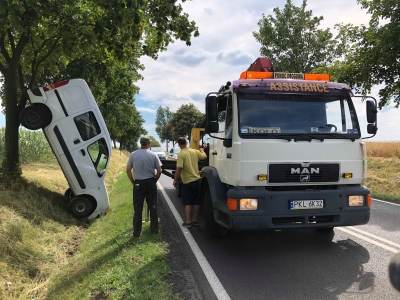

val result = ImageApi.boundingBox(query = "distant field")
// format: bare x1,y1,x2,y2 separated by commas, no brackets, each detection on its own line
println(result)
366,142,400,203
366,141,400,158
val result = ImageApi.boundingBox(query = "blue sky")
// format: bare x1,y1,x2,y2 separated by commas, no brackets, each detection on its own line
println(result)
1,0,399,141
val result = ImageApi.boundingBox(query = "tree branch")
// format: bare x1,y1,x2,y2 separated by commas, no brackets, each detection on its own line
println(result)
12,33,29,62
7,30,16,52
0,33,11,63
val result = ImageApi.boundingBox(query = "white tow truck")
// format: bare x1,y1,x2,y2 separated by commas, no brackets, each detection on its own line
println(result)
196,57,378,237
20,79,112,219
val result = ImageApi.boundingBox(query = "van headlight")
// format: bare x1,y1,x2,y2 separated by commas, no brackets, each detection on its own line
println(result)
348,195,364,207
240,198,258,210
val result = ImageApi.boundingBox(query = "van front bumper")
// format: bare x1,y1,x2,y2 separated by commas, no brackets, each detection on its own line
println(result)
220,185,370,230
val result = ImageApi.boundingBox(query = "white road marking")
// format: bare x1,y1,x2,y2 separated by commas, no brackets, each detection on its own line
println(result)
344,226,400,250
337,227,400,254
157,182,231,300
373,198,400,207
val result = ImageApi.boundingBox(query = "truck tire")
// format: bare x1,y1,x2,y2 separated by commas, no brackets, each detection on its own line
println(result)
315,227,335,242
20,103,52,130
70,196,95,218
201,186,229,237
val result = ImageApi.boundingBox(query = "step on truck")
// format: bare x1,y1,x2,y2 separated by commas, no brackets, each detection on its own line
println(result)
21,79,112,219
171,58,378,237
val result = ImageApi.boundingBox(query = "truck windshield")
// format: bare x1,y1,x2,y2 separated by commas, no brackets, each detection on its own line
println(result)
238,93,360,139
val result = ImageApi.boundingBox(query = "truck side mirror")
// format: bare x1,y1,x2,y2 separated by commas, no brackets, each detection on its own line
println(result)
366,100,377,124
206,95,219,133
367,124,377,135
389,253,400,292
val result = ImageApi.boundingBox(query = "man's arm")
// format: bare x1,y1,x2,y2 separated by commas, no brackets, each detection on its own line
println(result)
155,155,162,181
173,167,182,187
197,148,207,160
126,155,134,184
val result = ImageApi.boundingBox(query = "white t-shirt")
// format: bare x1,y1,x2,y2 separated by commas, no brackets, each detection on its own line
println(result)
127,149,162,180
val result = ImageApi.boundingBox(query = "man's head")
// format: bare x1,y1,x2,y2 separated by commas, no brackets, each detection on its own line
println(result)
177,137,187,149
140,137,151,149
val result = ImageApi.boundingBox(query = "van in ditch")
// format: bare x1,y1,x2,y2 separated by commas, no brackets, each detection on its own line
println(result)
20,79,112,219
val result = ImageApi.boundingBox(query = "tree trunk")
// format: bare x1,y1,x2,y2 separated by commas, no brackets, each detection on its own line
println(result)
165,140,169,153
2,66,21,177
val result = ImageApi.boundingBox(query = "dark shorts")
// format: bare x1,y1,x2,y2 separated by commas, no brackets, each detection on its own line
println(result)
181,179,202,206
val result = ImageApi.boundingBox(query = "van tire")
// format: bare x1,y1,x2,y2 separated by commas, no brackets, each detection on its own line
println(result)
70,196,95,218
64,188,74,200
201,186,229,237
20,104,52,130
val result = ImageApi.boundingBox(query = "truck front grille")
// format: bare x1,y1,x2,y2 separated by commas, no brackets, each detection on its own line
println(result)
269,163,339,183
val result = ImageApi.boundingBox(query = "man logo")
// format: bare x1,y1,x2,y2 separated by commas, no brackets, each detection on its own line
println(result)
291,167,320,175
300,175,310,182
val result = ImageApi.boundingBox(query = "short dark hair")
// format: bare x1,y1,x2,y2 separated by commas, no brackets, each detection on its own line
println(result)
140,137,150,146
177,137,187,146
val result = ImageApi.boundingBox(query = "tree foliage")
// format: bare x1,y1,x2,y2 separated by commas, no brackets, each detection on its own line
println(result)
148,135,161,148
155,106,173,150
0,0,198,176
169,103,204,140
253,0,337,73
334,0,400,107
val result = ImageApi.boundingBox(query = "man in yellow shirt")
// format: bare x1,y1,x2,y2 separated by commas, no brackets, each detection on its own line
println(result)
173,137,207,227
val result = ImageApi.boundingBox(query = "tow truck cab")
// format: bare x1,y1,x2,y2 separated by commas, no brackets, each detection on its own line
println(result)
201,58,378,235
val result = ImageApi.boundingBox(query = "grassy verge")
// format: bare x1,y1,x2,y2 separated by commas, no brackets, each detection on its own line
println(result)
0,150,130,299
366,157,400,203
47,173,177,300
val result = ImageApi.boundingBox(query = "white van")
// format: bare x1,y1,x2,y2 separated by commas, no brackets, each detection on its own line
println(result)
20,79,112,219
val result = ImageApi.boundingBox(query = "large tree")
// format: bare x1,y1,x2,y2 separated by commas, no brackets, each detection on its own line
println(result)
169,103,204,140
253,0,337,73
334,0,400,107
0,0,198,177
155,106,173,151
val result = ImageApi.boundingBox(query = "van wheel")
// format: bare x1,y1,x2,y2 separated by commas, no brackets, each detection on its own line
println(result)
70,196,95,218
201,187,229,237
64,188,74,200
20,104,52,130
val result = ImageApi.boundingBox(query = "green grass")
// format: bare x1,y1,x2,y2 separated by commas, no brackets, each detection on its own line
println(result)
47,173,178,300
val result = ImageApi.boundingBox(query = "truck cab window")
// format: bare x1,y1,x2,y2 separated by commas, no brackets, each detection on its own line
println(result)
217,95,228,132
225,95,233,139
74,111,101,141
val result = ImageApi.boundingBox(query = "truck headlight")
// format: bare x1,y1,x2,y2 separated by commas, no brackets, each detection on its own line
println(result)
348,195,364,207
240,198,258,210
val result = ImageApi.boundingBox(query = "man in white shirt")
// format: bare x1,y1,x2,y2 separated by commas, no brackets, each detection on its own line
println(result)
126,137,162,238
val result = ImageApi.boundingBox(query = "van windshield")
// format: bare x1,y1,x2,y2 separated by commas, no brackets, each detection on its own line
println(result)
238,93,360,139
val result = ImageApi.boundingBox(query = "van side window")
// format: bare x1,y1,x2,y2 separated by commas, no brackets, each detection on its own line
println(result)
87,138,109,176
74,111,101,141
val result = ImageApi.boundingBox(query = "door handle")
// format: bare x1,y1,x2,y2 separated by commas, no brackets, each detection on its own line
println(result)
80,149,86,156
212,151,217,156
74,138,81,144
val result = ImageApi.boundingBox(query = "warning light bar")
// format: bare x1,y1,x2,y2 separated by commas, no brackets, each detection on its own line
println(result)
240,71,330,81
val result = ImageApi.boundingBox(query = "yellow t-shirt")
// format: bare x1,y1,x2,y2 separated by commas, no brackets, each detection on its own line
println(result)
177,148,207,184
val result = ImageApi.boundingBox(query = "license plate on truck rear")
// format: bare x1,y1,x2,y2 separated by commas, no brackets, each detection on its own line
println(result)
290,200,324,210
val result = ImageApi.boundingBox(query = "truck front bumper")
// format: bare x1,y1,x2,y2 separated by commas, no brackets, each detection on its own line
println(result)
221,185,370,230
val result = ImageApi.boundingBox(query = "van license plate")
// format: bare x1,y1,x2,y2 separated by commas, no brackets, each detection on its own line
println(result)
290,200,324,210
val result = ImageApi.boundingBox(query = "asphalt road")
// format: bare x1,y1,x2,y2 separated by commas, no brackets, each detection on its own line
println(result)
158,175,400,300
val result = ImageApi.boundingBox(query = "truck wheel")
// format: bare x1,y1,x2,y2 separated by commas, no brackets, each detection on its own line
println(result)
201,187,229,237
315,227,335,242
20,103,52,130
70,196,95,218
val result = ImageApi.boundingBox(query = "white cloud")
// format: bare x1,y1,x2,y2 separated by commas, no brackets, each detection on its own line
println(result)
136,106,156,114
137,0,399,141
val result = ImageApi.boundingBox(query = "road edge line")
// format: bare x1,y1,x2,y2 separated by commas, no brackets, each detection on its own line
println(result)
337,227,398,253
345,226,400,249
157,182,231,300
373,198,400,207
